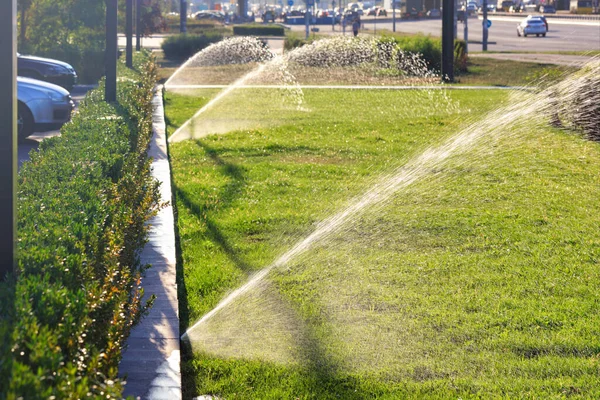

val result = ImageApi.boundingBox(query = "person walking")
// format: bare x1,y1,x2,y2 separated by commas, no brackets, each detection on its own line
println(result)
352,16,360,36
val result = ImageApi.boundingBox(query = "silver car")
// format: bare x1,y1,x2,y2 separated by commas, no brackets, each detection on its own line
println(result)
517,16,547,37
17,77,74,140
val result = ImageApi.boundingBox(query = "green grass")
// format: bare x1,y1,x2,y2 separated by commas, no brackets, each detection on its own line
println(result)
456,57,576,86
167,86,600,398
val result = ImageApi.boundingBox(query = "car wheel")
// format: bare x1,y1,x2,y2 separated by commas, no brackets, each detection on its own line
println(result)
542,33,546,37
17,102,34,141
524,33,527,37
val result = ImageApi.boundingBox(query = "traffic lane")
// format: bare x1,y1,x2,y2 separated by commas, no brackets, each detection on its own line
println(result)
301,18,600,52
370,19,598,51
18,85,95,169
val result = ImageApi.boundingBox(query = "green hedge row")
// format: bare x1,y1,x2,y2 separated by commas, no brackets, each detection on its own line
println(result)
161,32,224,60
233,24,285,36
0,52,161,399
392,35,468,73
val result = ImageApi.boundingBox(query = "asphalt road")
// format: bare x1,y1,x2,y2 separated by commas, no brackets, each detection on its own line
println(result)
290,16,600,52
18,85,95,169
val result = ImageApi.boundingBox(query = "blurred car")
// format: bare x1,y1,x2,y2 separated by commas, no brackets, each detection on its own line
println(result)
17,53,77,91
517,15,547,36
17,77,74,140
427,8,441,17
465,2,478,13
484,4,497,12
194,11,225,21
263,9,276,22
367,6,388,15
539,5,556,12
509,4,525,12
500,0,515,10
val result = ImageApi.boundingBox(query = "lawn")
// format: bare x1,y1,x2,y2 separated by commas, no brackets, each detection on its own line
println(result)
166,84,600,398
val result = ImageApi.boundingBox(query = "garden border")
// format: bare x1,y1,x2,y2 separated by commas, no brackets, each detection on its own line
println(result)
119,85,181,400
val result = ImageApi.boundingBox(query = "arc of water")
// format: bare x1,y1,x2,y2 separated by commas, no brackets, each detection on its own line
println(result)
168,62,269,143
181,90,548,341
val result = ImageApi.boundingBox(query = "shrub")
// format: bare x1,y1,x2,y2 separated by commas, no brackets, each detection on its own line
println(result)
233,24,286,36
389,35,468,74
161,32,224,60
284,33,309,51
0,51,161,399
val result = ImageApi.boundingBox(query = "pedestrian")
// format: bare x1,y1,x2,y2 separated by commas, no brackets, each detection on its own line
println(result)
352,16,360,36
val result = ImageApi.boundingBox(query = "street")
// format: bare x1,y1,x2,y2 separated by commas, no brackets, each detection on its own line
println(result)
289,15,600,52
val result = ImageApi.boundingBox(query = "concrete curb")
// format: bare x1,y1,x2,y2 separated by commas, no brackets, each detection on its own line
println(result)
119,85,181,400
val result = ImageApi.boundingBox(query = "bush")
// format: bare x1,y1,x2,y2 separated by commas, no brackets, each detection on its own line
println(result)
283,32,312,51
0,51,161,399
233,24,286,36
161,32,224,60
163,15,232,35
389,35,468,74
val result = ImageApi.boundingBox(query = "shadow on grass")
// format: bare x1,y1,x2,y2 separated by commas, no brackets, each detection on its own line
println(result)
174,140,380,398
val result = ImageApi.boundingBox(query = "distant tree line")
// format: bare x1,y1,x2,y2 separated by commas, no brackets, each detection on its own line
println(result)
17,0,167,82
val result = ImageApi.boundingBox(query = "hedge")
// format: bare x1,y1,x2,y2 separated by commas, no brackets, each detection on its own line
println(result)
161,32,224,60
284,34,467,74
233,24,286,36
391,35,468,73
0,51,161,399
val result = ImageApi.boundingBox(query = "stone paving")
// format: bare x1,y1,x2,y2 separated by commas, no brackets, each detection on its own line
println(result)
118,85,181,400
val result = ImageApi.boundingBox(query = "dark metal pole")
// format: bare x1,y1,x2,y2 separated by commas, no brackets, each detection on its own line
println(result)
0,0,17,278
105,0,118,102
136,0,141,51
441,0,454,82
126,0,133,67
482,0,489,51
393,1,396,32
180,0,187,33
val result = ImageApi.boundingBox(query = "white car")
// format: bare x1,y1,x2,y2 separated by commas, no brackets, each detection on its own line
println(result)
17,77,74,140
517,16,547,37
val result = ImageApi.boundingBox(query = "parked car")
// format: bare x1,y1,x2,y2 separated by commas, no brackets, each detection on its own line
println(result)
427,8,441,17
509,4,525,12
367,6,388,15
465,2,478,13
17,53,77,91
17,77,74,140
517,15,547,36
539,5,556,12
500,0,515,11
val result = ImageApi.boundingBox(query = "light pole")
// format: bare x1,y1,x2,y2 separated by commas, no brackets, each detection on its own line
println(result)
180,0,187,33
0,0,17,278
105,0,118,102
482,0,488,51
393,1,396,32
442,0,454,82
126,0,133,67
136,0,142,50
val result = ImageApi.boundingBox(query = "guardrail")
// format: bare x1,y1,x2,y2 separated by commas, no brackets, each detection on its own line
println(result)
479,11,600,20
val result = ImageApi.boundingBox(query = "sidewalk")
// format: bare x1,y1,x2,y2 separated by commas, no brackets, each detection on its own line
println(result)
118,85,181,400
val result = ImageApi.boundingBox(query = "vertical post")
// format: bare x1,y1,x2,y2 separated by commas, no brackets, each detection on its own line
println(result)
105,0,118,102
126,0,133,67
393,1,396,32
0,0,17,278
180,0,187,33
305,8,309,39
136,0,141,51
442,0,454,82
482,0,488,51
463,6,468,55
